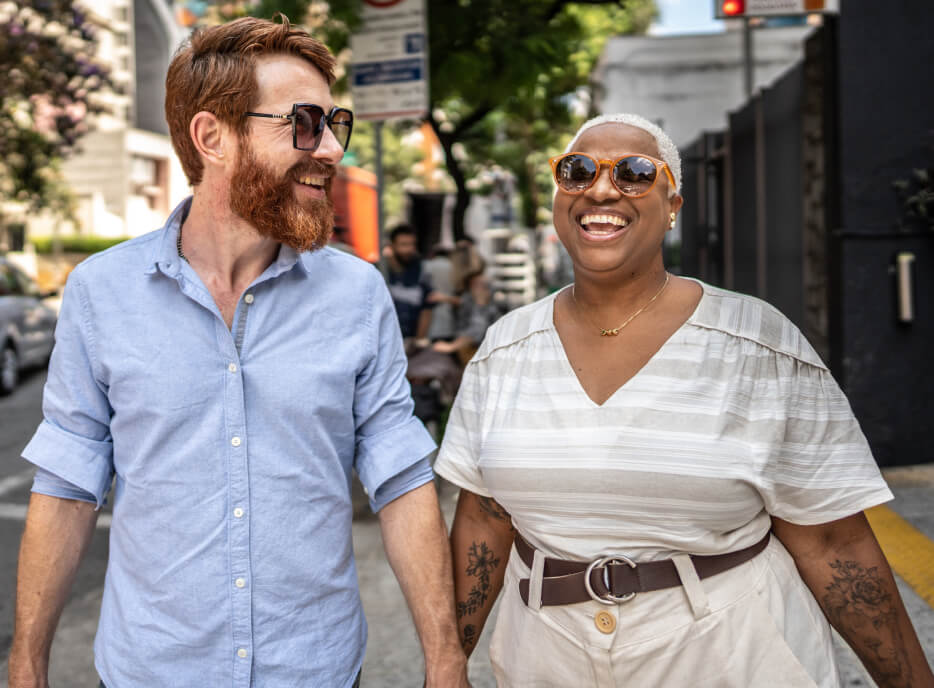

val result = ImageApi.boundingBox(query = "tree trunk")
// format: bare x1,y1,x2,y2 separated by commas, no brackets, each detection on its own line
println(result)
428,116,470,242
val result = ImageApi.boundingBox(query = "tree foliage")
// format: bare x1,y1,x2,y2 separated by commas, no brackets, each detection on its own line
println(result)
0,0,114,219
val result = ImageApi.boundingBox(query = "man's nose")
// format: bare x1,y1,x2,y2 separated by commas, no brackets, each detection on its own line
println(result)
312,126,345,166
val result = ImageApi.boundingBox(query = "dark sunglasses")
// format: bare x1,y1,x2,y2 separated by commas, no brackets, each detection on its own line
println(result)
244,103,354,152
549,152,675,198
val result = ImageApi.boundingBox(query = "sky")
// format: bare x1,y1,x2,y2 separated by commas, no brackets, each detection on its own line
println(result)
649,0,725,35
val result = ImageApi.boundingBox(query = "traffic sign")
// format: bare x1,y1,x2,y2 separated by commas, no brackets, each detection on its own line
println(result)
714,0,839,18
350,0,429,121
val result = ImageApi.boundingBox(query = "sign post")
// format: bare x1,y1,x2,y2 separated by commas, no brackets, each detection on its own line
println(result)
350,0,429,246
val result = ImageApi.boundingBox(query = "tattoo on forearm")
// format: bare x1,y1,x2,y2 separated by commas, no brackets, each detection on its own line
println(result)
462,624,477,653
456,541,500,619
822,559,912,687
477,496,514,526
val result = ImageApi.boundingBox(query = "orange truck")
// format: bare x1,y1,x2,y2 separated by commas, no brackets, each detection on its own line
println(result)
330,165,380,263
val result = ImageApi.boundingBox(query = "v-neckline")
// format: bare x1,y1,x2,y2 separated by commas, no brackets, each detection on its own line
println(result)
548,279,707,408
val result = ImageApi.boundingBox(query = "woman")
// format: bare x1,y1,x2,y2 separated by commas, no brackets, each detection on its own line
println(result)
434,113,933,687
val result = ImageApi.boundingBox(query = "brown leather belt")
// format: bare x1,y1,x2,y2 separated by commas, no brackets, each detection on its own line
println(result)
516,532,771,607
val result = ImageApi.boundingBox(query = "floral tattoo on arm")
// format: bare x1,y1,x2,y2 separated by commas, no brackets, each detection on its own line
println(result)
457,541,501,619
822,560,912,688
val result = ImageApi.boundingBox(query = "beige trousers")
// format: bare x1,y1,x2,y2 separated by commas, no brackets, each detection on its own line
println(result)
488,538,839,687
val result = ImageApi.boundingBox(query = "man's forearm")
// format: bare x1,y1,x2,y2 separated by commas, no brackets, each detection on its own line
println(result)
378,482,468,687
9,493,99,687
415,308,433,341
773,514,934,688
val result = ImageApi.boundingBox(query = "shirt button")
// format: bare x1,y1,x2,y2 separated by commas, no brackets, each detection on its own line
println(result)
594,610,616,634
228,362,237,373
235,577,246,588
244,293,254,304
233,507,244,518
231,436,241,447
237,648,248,659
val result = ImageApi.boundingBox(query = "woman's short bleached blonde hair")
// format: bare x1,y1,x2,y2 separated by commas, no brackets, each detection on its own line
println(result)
564,113,682,196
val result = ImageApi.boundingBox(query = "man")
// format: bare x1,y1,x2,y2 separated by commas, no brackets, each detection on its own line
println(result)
384,224,435,345
9,17,469,688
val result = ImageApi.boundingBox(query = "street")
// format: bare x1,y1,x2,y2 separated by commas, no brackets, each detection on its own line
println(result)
0,372,932,687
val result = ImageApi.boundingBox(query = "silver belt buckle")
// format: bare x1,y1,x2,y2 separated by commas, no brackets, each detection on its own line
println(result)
585,554,637,605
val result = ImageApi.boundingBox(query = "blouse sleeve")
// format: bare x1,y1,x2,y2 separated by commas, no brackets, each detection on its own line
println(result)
433,356,493,497
758,356,893,525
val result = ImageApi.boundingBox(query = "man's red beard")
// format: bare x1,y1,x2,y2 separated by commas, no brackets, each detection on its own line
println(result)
228,139,335,253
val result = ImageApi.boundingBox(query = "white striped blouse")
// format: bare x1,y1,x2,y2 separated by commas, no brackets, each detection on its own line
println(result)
434,279,892,562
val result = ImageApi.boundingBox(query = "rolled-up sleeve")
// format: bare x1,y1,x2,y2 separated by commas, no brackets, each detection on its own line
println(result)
353,270,436,512
21,271,114,508
31,466,97,504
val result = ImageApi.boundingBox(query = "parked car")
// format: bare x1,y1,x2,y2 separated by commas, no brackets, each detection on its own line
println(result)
0,256,57,395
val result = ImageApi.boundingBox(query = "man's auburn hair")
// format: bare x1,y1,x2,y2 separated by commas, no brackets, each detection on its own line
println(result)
165,15,336,186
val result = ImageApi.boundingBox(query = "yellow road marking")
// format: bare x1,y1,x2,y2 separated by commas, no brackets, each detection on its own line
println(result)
865,505,934,609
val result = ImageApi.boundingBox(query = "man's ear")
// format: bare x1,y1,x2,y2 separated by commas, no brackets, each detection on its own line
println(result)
189,111,231,170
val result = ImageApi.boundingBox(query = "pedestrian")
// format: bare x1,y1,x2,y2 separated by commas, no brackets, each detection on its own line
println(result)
8,16,469,688
424,243,459,343
434,113,933,686
384,223,435,348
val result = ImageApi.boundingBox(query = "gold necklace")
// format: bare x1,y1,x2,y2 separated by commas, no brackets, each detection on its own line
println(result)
572,272,670,336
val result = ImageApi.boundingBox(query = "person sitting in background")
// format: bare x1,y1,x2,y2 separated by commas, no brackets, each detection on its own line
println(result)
433,270,501,365
450,236,486,294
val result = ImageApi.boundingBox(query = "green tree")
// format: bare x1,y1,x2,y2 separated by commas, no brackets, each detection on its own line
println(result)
422,1,656,235
0,1,114,221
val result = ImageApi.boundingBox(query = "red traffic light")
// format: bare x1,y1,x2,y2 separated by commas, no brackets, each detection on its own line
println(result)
721,0,745,15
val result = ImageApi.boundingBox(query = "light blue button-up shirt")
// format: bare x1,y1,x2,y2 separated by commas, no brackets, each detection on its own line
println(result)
22,198,436,687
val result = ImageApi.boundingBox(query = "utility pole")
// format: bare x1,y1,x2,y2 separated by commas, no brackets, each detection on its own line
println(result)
374,120,385,249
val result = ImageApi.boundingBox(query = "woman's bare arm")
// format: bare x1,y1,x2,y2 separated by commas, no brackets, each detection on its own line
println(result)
772,512,933,688
450,489,516,657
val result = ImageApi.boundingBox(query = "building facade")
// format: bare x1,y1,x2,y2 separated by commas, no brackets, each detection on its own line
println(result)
24,0,188,240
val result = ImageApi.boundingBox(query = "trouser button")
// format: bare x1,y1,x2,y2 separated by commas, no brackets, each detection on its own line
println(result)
594,610,616,634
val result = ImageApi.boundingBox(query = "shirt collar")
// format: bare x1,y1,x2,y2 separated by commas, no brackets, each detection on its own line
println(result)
146,195,319,278
146,196,192,276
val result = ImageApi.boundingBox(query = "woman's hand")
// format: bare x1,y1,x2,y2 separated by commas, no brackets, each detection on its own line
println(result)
450,489,516,657
772,513,934,688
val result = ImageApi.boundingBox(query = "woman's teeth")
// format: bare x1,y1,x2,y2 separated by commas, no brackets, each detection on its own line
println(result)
580,214,629,235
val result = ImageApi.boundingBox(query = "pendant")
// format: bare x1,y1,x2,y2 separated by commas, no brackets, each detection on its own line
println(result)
600,328,620,336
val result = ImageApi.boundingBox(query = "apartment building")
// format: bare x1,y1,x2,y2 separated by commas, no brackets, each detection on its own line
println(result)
25,0,189,240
